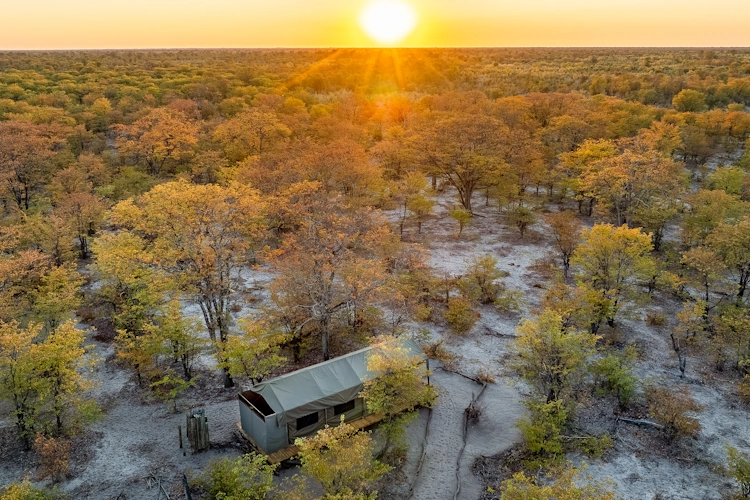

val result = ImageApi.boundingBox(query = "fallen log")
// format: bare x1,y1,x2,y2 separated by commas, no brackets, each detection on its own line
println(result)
616,416,664,430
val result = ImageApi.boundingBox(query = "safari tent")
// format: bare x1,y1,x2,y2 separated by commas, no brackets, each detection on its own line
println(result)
238,337,426,457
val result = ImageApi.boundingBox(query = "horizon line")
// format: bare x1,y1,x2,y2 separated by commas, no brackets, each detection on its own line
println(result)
1,46,750,52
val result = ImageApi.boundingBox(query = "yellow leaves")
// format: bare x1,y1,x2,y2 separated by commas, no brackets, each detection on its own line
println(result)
513,310,599,401
296,418,390,497
499,464,619,500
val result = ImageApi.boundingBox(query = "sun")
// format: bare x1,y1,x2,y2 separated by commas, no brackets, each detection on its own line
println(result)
359,1,418,46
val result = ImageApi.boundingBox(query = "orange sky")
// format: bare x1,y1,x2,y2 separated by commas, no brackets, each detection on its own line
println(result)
2,0,749,49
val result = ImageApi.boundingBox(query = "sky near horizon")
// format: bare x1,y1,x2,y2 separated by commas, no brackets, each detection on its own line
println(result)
2,0,749,50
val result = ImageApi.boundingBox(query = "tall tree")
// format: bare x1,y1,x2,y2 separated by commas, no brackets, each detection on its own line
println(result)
269,197,394,361
571,224,655,331
0,120,62,211
213,108,290,162
110,181,265,387
414,113,506,213
113,108,198,176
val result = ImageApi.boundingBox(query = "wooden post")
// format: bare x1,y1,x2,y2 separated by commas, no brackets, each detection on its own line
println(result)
186,409,210,453
178,424,184,456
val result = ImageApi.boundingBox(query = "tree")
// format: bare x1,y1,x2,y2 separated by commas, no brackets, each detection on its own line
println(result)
706,217,750,303
0,479,61,500
0,320,97,447
557,139,618,215
34,320,98,435
213,108,290,162
91,232,166,337
415,113,506,213
506,204,536,238
147,300,207,381
681,247,731,315
201,453,277,500
571,224,655,331
0,321,44,447
512,310,598,402
360,335,436,452
296,419,390,498
407,194,435,234
707,166,745,195
459,254,506,304
580,148,683,226
449,207,472,235
544,211,581,277
223,319,286,386
682,190,746,246
0,120,62,211
393,172,433,235
31,265,84,333
111,181,265,387
517,399,569,465
113,108,198,175
269,199,393,361
672,89,707,112
53,192,107,259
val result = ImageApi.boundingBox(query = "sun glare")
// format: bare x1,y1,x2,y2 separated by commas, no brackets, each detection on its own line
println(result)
359,1,418,46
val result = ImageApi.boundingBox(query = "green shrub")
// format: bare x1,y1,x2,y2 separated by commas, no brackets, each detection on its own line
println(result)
576,434,614,459
518,399,568,467
201,453,276,500
443,297,479,334
589,348,638,408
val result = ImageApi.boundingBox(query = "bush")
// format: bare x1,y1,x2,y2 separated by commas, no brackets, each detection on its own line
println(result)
517,399,568,467
576,434,614,460
443,297,479,334
589,348,638,408
459,254,505,304
495,290,525,313
726,446,750,498
498,464,618,500
33,435,70,483
648,386,704,444
201,453,277,500
0,480,61,500
646,311,667,326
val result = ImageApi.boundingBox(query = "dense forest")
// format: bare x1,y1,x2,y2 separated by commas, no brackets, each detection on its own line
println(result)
1,48,750,499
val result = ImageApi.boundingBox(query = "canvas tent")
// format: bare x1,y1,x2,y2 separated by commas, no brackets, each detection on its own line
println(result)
238,337,425,455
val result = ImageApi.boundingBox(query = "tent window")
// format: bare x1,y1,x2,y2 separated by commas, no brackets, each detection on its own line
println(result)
297,412,319,429
334,400,356,416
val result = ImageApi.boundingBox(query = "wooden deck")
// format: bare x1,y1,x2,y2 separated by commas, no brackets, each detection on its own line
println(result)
236,410,389,464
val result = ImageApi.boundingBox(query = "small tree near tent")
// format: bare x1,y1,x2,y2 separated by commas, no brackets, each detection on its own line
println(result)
222,319,286,386
296,418,390,499
360,335,436,453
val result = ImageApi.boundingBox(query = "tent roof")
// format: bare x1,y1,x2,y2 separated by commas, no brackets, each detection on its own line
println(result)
246,337,424,424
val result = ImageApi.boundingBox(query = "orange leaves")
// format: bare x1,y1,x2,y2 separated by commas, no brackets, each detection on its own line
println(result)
113,108,198,175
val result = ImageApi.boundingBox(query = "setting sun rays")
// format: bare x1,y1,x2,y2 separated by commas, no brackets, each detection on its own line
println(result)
359,1,418,46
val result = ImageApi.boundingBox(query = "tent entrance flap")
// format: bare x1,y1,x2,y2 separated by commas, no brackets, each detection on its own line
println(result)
240,390,275,419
